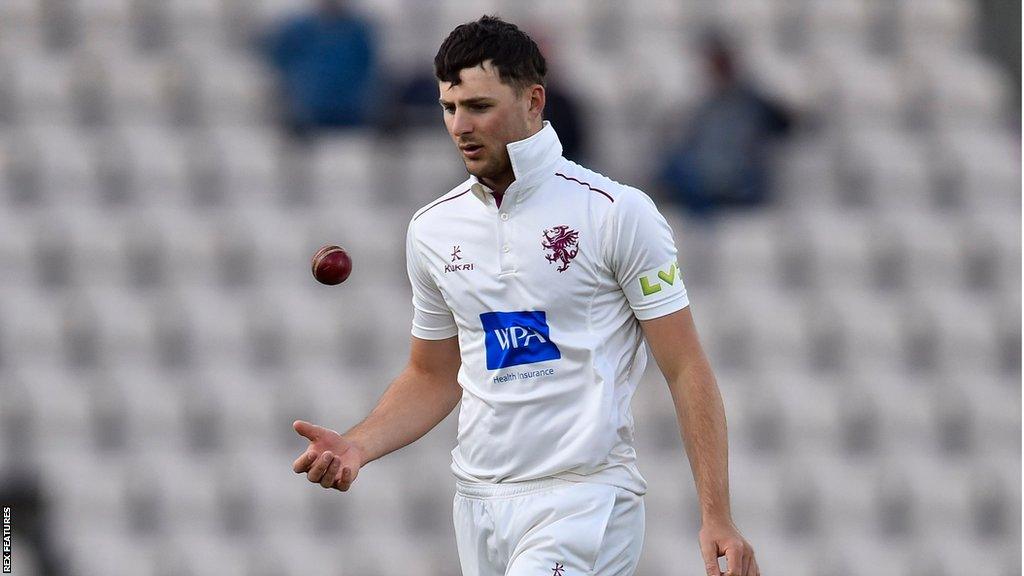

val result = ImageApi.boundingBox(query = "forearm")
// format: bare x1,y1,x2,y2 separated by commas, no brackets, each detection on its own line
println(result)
669,360,732,522
342,365,462,466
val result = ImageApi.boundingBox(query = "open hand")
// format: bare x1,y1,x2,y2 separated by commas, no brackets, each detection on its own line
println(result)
291,420,365,491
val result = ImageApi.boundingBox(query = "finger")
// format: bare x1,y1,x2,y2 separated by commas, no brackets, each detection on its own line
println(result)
320,457,342,489
699,538,721,576
306,451,334,483
742,551,753,576
750,555,760,576
293,420,323,442
292,450,318,473
334,466,356,491
725,544,743,576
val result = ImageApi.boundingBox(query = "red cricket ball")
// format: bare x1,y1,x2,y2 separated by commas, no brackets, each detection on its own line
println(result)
311,245,352,285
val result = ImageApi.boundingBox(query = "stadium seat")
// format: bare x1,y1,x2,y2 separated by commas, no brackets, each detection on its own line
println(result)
0,59,18,125
0,213,34,288
774,136,843,210
224,448,321,537
899,0,976,59
832,288,904,373
885,211,966,293
923,288,1000,375
63,530,157,576
149,533,246,576
24,125,100,206
928,380,979,456
82,285,154,363
860,369,939,455
792,209,875,292
175,286,249,367
937,128,1021,212
714,211,784,289
309,132,379,207
54,292,106,370
166,0,228,51
733,366,794,453
15,367,92,457
109,366,188,452
804,0,872,52
193,364,278,452
399,129,467,208
211,126,282,206
8,54,77,126
0,289,63,371
947,369,1022,456
192,50,271,125
823,54,908,132
121,125,189,204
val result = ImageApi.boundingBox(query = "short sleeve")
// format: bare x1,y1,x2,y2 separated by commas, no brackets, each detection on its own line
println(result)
606,189,689,320
406,221,459,339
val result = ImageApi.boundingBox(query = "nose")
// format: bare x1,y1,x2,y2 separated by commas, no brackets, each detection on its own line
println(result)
451,108,473,137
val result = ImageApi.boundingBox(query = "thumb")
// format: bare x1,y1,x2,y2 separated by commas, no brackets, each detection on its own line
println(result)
700,537,722,576
293,420,323,442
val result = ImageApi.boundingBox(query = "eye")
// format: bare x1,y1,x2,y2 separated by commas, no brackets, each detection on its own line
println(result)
470,104,491,111
441,104,455,114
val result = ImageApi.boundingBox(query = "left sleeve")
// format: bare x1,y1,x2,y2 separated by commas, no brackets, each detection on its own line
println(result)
605,188,689,320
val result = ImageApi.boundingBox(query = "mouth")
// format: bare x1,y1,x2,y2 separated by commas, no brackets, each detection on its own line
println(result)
459,143,484,160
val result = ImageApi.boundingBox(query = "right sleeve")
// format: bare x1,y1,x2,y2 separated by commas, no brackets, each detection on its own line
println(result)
406,221,458,340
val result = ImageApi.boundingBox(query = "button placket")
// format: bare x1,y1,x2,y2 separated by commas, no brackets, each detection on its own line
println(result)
497,201,515,274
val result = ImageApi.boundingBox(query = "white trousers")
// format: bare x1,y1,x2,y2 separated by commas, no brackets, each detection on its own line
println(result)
453,477,645,576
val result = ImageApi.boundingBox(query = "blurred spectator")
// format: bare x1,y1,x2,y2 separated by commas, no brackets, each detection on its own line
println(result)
532,27,589,162
543,80,587,163
381,70,440,133
658,30,793,218
259,0,378,140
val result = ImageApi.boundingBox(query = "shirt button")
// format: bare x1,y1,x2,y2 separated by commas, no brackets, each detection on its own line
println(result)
503,245,510,253
500,213,509,221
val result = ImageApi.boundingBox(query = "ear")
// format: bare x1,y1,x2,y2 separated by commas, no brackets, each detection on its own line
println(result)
526,84,546,121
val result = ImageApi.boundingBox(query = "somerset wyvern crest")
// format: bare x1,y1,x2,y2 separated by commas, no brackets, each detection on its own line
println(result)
541,225,580,273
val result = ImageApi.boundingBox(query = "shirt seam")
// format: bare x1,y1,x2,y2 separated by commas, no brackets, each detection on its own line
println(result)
587,185,611,334
409,218,457,334
413,187,471,221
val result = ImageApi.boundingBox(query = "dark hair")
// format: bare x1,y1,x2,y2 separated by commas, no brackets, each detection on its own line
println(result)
434,15,546,92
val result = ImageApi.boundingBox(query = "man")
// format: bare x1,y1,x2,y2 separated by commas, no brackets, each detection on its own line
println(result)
658,28,792,218
292,16,759,576
260,0,377,139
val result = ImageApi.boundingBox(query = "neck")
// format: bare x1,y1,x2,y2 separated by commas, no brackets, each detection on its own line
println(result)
480,172,514,195
481,121,544,195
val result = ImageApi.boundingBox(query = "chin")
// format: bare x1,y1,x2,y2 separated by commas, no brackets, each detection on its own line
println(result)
465,161,495,180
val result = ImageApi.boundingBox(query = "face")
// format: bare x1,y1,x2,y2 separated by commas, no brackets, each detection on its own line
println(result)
439,61,544,189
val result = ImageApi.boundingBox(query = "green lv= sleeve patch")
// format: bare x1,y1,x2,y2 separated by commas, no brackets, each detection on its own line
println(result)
639,263,680,297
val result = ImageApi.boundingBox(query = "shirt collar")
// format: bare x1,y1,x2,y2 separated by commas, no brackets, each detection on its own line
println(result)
470,121,563,205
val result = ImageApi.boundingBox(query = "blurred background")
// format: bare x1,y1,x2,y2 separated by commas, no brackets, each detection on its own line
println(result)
0,0,1020,575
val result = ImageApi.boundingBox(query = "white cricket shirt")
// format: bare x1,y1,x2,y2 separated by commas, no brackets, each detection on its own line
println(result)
406,122,689,495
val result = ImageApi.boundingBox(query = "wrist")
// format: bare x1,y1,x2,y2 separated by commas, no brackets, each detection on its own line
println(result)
700,511,735,528
342,433,373,467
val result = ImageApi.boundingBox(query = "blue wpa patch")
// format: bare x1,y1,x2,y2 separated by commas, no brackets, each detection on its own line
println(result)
480,311,561,370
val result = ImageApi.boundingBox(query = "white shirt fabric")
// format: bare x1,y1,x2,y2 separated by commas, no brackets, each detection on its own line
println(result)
405,121,689,495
